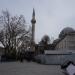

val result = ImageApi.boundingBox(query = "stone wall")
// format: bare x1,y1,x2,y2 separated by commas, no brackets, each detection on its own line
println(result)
37,53,75,65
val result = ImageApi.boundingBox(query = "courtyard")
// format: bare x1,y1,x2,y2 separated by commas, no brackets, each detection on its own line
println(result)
0,61,64,75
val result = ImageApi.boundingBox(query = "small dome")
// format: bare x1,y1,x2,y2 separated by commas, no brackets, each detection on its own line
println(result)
59,27,75,38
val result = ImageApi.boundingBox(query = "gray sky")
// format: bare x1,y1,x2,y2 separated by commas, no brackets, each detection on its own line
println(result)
0,0,75,43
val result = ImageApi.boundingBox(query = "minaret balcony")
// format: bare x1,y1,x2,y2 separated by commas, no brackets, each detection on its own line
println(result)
31,19,36,24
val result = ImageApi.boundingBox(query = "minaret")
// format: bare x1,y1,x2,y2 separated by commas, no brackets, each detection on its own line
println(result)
31,8,36,51
31,8,36,44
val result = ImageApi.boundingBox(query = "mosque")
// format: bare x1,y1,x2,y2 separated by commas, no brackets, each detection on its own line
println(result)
54,27,75,50
31,9,75,51
43,27,75,65
31,9,75,64
0,9,75,64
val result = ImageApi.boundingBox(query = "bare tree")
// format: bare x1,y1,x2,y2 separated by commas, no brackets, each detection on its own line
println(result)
0,10,31,56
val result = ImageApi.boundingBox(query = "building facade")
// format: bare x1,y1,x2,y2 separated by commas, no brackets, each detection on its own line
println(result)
54,27,75,50
36,27,75,65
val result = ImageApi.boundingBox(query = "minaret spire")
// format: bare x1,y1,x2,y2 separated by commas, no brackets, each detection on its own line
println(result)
31,8,36,51
32,8,35,17
31,8,36,42
31,8,36,24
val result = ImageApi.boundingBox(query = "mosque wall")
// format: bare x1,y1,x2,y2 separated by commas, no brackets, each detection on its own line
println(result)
44,53,75,65
55,34,75,50
36,53,75,65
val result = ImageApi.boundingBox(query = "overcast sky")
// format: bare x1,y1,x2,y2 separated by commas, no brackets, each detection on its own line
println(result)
0,0,75,43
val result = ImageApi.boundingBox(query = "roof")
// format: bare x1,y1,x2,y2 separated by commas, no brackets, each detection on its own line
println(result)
44,50,75,55
59,27,75,38
53,28,75,46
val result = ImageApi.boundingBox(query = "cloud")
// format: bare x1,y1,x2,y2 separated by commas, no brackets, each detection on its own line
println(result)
0,0,75,43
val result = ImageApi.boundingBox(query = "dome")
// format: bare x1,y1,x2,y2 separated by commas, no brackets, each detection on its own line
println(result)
59,27,75,38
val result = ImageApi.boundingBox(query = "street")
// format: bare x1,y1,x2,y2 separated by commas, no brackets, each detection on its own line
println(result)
0,61,64,75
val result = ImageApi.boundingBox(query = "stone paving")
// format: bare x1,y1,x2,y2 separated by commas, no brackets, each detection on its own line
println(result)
0,61,64,75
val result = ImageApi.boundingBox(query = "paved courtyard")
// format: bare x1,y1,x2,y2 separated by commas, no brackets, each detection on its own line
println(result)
0,61,64,75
